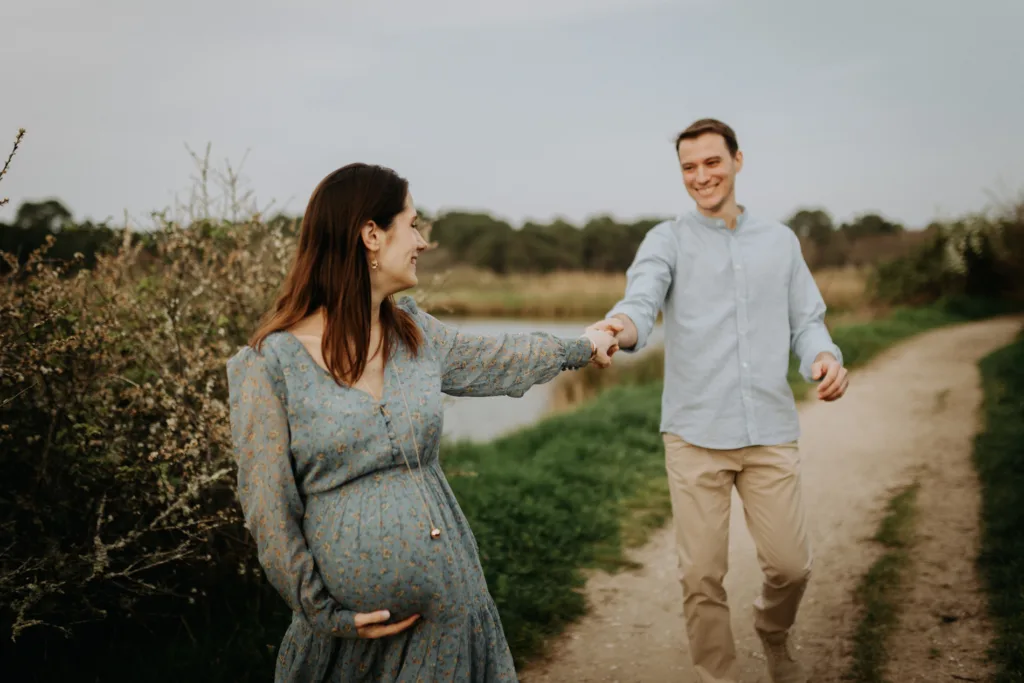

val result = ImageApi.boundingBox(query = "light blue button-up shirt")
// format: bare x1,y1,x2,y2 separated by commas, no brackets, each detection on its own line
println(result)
606,208,843,450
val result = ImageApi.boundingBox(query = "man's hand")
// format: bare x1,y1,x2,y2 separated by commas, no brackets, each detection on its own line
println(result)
585,317,623,338
586,315,638,350
811,352,848,401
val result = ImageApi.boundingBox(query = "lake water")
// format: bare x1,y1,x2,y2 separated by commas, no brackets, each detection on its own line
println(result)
436,317,664,442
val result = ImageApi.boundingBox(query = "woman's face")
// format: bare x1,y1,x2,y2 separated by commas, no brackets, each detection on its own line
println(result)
368,192,428,296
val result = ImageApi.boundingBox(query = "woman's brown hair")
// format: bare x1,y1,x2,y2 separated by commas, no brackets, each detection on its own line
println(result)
249,163,422,385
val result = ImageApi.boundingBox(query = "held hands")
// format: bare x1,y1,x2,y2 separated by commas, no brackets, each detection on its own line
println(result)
581,319,623,369
811,352,848,401
586,316,638,350
354,610,420,638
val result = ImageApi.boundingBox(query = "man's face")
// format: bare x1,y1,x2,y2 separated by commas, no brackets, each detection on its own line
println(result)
677,133,743,215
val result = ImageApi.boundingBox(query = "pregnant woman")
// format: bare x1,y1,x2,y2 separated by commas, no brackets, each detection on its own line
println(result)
226,162,620,682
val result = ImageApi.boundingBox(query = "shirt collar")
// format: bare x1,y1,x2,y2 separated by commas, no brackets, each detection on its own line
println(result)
690,205,749,232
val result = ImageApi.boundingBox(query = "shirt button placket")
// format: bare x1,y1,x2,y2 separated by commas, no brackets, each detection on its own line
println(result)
730,235,759,443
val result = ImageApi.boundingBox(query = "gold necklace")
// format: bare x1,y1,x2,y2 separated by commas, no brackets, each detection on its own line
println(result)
389,363,442,540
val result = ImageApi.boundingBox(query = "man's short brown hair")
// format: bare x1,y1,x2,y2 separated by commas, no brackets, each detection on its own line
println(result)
674,118,739,157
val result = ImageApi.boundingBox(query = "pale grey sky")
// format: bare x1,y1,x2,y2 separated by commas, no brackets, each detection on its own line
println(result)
2,1,1021,229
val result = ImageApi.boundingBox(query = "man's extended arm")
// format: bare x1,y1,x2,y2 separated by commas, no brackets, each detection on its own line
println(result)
601,222,676,352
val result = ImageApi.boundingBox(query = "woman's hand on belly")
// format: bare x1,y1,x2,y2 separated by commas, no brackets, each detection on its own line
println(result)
354,609,421,639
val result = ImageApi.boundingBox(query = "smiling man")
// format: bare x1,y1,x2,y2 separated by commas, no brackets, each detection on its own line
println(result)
588,119,848,683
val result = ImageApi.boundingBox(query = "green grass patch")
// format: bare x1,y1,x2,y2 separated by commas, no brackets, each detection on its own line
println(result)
441,381,666,665
974,329,1024,682
845,483,920,682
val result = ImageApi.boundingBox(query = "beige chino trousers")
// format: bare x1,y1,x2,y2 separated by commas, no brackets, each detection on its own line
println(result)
663,433,812,683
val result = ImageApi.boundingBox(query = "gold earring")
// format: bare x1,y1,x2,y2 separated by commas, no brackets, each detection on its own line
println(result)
370,257,379,271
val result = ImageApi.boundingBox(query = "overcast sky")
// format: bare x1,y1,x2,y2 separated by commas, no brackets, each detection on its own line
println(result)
2,1,1022,230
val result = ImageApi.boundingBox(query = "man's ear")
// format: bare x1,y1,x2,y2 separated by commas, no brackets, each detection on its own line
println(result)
733,150,744,173
360,220,380,251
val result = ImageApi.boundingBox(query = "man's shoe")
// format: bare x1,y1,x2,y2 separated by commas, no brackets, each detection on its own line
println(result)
757,630,806,683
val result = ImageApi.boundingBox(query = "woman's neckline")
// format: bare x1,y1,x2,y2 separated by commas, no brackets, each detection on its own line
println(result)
276,330,390,405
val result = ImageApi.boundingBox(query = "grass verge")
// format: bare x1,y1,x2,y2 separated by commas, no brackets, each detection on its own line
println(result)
974,329,1024,682
845,483,920,682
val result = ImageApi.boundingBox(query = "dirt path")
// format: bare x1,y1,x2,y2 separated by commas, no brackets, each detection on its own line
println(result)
519,317,1022,683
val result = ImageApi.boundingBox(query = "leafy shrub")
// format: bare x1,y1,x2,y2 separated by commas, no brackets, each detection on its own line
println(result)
869,202,1024,306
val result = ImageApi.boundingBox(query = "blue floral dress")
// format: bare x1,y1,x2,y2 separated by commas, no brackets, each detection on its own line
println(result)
226,296,593,682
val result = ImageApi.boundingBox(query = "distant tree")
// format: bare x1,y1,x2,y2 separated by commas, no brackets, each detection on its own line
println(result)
581,215,624,271
13,199,73,232
785,208,835,246
431,211,514,263
1,199,121,273
840,212,903,239
580,216,661,272
462,221,515,274
1,200,74,270
514,219,583,272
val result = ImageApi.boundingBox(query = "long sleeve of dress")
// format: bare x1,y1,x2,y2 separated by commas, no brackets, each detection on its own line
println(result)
226,345,360,638
400,297,593,398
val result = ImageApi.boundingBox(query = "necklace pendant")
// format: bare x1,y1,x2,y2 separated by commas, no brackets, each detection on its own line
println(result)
430,527,442,540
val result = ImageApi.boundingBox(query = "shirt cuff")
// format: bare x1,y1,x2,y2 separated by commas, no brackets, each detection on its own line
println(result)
328,608,360,638
799,343,844,381
605,303,651,352
561,336,594,370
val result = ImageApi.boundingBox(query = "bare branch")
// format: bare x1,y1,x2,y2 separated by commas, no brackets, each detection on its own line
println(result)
0,128,26,208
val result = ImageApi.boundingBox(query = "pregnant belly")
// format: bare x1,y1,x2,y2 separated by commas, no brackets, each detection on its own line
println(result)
304,467,475,623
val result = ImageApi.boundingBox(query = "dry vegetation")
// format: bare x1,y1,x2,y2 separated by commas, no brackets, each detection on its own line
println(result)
411,266,628,319
415,263,872,321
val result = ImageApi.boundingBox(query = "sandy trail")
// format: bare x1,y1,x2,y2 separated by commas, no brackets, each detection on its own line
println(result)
519,317,1022,683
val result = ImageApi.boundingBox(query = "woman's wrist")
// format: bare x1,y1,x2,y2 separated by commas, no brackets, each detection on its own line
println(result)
580,332,597,359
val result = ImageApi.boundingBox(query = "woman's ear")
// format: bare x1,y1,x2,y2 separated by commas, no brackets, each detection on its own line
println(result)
360,220,380,251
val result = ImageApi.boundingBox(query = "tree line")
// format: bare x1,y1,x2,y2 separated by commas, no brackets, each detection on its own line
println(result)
425,207,911,273
1,198,915,276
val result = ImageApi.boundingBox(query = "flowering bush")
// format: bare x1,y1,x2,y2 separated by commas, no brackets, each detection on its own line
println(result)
0,203,292,642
